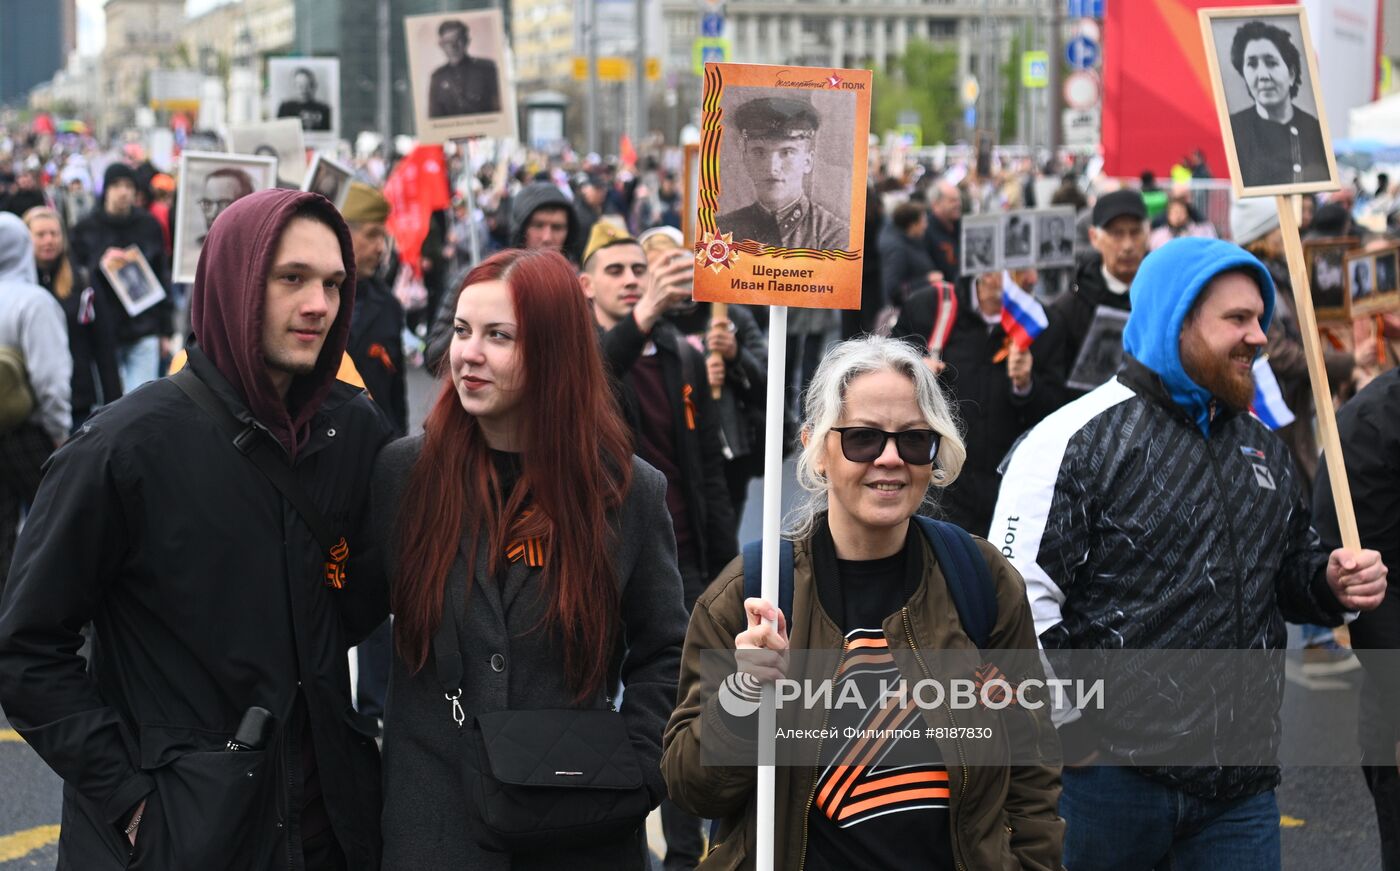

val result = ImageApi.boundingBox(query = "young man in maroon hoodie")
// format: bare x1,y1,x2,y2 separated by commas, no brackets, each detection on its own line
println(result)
0,189,393,870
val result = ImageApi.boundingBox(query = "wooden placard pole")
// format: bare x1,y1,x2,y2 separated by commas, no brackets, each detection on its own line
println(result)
1274,194,1360,550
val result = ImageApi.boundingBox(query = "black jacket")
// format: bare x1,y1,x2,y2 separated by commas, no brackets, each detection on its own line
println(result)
878,222,936,307
425,182,582,373
69,206,173,345
599,315,738,588
0,348,393,870
1312,369,1400,760
991,355,1345,801
347,274,408,437
893,284,1057,536
1034,253,1130,407
923,214,960,283
36,256,123,425
665,303,767,467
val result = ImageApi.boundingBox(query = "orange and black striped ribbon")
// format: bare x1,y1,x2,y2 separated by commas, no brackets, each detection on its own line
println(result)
505,508,545,567
682,384,697,430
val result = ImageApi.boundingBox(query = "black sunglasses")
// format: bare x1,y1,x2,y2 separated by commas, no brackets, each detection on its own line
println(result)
829,427,940,465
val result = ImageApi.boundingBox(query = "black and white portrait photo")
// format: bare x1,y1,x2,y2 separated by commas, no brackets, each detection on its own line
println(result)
228,119,306,188
1350,245,1400,317
1035,207,1076,267
302,154,354,210
1349,254,1373,302
1068,306,1131,392
173,152,278,283
960,215,1001,275
100,246,165,317
715,87,854,251
1376,250,1397,295
267,58,340,147
1201,7,1338,196
405,9,515,143
1304,238,1352,317
1002,211,1035,269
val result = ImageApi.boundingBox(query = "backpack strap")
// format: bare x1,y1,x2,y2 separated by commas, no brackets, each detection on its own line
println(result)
741,538,794,630
913,516,998,651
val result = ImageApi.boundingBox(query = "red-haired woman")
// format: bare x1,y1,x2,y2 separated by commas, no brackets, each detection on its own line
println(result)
372,247,688,870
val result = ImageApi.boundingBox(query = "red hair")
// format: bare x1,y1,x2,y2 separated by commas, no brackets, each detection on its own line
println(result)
391,248,634,700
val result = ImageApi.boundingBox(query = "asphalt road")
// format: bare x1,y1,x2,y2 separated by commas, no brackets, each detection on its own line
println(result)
0,366,1389,868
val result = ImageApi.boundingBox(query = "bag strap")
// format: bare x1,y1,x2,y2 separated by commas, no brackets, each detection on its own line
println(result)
431,572,467,728
741,538,794,630
913,516,998,651
169,367,340,555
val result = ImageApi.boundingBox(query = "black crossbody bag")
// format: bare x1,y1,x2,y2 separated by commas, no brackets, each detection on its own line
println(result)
170,367,351,589
430,570,652,852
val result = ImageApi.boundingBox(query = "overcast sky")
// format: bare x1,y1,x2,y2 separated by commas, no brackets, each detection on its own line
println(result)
77,0,232,55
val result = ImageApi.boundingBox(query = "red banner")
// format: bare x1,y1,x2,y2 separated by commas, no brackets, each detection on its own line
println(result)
1101,0,1290,179
384,145,450,277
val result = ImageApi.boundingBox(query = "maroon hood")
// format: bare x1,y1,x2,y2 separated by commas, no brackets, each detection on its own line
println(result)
189,188,356,458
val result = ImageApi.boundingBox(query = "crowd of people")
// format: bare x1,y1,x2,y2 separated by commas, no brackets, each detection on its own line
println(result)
0,120,1395,871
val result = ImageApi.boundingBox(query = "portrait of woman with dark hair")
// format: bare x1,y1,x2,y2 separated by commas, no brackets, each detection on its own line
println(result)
372,247,687,869
1225,18,1328,188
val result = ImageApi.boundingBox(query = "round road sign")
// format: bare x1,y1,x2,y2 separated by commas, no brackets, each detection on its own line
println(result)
1063,70,1101,110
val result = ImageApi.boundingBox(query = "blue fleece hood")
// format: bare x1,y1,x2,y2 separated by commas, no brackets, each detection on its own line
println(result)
1122,237,1275,436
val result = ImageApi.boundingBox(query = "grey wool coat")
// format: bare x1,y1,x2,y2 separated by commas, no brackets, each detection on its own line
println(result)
372,436,689,870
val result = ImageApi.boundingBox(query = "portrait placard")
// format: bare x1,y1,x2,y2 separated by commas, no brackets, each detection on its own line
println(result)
1198,5,1339,198
1033,207,1077,268
172,152,278,284
960,214,1002,275
228,118,306,188
302,154,354,209
1001,211,1036,271
100,245,165,317
405,9,516,143
692,63,871,310
1347,243,1400,318
1302,237,1356,321
267,58,340,148
1067,305,1131,392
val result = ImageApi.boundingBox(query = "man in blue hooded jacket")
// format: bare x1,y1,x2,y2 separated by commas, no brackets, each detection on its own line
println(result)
988,237,1387,869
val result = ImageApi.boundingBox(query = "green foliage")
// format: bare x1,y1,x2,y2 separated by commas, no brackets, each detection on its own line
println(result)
1000,32,1021,141
872,39,960,144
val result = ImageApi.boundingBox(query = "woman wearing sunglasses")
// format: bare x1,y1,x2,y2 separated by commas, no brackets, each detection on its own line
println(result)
662,336,1064,870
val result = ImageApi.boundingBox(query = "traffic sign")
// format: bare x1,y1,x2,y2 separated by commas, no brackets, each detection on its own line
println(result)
1062,70,1101,110
1067,0,1104,18
646,57,661,81
572,57,589,80
960,75,980,107
692,38,731,75
1066,35,1099,70
701,13,724,38
1062,108,1100,147
964,106,977,129
1075,18,1101,42
1022,51,1049,88
597,57,631,81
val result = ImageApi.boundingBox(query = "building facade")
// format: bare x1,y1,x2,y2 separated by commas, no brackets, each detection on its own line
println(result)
0,0,68,105
99,0,186,134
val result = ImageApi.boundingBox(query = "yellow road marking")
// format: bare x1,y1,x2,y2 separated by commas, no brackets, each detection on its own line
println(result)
0,824,61,861
1280,815,1306,828
0,729,22,742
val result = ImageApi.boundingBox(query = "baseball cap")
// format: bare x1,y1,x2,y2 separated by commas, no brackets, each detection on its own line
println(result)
1091,189,1147,228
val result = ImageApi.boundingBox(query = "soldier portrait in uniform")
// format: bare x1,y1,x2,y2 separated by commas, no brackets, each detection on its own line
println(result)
427,19,501,118
960,214,1001,275
1303,238,1352,318
302,154,354,209
1035,207,1076,267
715,87,855,251
406,9,515,143
267,58,340,147
229,118,307,188
1200,7,1338,196
1002,211,1034,269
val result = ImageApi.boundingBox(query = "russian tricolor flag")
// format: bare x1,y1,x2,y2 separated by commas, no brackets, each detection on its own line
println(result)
1000,272,1049,350
1249,357,1295,430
